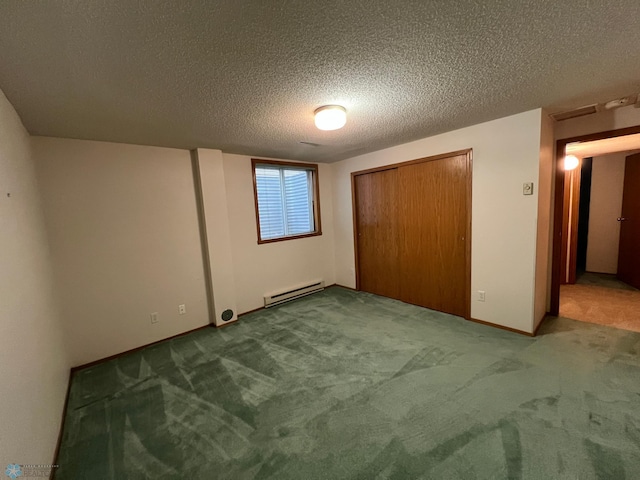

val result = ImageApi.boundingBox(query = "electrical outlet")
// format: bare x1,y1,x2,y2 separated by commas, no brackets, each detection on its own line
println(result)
179,304,186,315
478,291,486,302
150,312,159,324
523,182,534,195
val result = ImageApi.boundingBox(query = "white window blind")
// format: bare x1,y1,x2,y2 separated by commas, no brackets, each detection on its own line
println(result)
255,165,315,240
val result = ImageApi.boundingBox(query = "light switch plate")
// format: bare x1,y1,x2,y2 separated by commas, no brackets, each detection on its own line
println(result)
523,182,534,195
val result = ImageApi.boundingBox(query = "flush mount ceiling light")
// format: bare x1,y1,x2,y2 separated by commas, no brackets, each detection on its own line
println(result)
314,105,347,131
564,154,580,171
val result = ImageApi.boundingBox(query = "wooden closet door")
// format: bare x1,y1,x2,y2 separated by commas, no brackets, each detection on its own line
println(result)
397,154,470,317
354,169,400,299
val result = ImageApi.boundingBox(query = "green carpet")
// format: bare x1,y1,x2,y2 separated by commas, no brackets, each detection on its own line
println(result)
56,287,640,479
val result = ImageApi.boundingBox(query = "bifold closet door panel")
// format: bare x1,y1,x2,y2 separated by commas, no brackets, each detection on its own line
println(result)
354,169,400,299
397,155,469,317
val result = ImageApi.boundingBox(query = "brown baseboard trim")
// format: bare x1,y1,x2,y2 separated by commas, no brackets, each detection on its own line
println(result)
71,323,214,373
468,317,534,337
51,370,72,479
532,313,550,337
214,319,238,329
238,305,265,317
331,283,357,291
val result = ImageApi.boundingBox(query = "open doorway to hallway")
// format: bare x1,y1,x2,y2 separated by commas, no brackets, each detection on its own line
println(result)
555,136,640,332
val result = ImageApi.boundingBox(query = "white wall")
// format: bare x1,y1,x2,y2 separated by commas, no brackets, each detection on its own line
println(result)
193,148,238,326
586,153,626,274
332,109,544,333
223,153,336,314
0,92,70,466
533,113,555,330
556,106,640,140
33,137,209,367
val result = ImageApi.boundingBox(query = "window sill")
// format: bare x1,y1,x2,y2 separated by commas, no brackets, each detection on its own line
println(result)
257,231,322,245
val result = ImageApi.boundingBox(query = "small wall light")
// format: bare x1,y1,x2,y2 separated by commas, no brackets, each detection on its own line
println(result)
314,105,347,131
564,155,580,171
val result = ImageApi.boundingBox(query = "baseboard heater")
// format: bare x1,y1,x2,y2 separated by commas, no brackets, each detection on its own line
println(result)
264,280,325,308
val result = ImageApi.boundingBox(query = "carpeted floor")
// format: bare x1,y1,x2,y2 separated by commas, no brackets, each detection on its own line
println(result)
576,272,638,292
56,287,640,479
561,274,640,333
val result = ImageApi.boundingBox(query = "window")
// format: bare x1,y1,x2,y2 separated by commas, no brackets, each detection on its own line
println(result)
251,159,322,243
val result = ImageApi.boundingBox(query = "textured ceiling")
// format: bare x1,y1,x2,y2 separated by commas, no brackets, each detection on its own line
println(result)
1,1,640,162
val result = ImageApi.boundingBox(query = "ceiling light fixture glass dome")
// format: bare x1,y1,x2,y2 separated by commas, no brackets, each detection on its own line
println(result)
314,105,347,131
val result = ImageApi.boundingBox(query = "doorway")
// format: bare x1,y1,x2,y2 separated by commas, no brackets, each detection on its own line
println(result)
551,127,640,332
352,149,472,318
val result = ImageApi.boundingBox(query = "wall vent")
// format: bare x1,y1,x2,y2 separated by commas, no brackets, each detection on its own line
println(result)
550,104,599,122
264,280,325,307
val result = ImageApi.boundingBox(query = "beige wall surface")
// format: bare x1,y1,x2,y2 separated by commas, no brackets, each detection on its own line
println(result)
33,137,209,367
555,106,640,140
0,92,70,465
332,109,545,333
586,154,626,274
193,148,238,326
223,153,336,314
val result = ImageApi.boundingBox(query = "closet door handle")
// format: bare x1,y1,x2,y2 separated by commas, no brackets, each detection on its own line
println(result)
617,217,627,222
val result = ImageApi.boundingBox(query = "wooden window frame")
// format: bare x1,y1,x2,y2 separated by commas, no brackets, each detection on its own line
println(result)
251,158,322,244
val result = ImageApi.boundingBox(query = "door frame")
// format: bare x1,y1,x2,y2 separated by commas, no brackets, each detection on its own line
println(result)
561,163,582,285
351,148,473,319
550,125,640,315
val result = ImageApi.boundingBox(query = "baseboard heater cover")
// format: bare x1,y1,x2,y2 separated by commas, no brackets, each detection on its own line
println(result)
264,280,325,307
